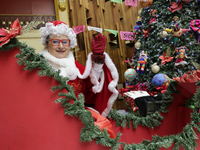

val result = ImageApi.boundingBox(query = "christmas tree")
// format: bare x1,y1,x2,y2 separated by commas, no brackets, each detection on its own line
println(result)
129,0,200,93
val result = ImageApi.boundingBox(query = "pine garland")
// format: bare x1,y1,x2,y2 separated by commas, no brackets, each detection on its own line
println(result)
1,38,200,150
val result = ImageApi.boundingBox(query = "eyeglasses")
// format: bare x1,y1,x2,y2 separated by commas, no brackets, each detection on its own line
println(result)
50,39,70,46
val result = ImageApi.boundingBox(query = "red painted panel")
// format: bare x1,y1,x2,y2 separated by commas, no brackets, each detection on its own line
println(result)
0,0,55,14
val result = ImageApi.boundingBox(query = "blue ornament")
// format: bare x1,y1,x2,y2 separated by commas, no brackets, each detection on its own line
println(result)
152,73,169,88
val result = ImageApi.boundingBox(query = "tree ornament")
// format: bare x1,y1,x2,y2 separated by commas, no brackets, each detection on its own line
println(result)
152,73,169,88
140,0,154,8
137,51,147,74
163,17,191,46
168,1,184,13
135,40,141,49
133,17,142,35
159,46,174,65
149,9,157,24
163,22,191,46
160,30,168,38
124,68,137,82
175,46,188,66
151,63,160,73
143,27,151,38
167,16,191,47
190,19,200,44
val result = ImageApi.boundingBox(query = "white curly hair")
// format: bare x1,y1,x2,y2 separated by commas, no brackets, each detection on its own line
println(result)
39,21,77,49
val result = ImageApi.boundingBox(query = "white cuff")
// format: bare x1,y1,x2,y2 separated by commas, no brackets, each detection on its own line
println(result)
92,63,103,80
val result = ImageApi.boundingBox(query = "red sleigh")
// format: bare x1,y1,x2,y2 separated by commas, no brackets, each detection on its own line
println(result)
1,44,200,150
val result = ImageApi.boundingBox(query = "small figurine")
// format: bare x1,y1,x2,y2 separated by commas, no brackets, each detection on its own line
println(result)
149,9,157,24
175,46,188,66
171,16,180,32
137,51,148,74
133,17,142,36
164,16,190,47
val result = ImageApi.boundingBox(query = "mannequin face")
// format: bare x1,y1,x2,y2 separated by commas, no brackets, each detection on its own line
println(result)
179,49,185,55
47,34,70,59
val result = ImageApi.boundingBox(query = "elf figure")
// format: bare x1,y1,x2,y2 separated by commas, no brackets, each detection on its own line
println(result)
137,51,147,74
175,46,188,66
149,9,157,24
171,16,180,32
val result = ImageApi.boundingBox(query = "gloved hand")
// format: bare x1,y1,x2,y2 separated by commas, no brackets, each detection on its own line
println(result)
91,33,107,64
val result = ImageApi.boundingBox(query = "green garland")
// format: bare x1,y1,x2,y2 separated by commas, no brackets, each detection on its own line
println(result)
1,38,200,150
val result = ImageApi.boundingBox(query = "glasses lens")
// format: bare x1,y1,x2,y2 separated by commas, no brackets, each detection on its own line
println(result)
62,40,69,46
52,40,59,45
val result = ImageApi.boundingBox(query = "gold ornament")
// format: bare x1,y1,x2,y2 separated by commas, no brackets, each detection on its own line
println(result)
160,30,168,38
151,63,160,73
135,40,141,49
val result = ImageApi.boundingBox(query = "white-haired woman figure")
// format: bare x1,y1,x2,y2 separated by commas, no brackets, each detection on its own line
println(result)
39,20,119,138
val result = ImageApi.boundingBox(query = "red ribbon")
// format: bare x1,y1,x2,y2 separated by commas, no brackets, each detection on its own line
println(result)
0,19,21,47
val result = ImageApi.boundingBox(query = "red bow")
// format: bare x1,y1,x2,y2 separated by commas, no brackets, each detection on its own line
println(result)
159,52,174,65
143,28,151,38
0,19,22,47
168,1,185,13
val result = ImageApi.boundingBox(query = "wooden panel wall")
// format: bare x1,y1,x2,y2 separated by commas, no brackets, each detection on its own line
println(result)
69,0,141,84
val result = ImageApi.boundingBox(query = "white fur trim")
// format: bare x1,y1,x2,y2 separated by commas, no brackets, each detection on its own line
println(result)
101,52,119,117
